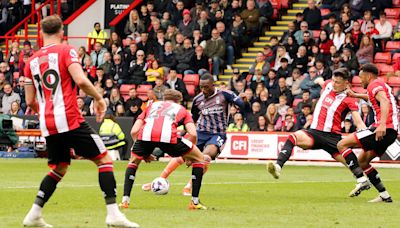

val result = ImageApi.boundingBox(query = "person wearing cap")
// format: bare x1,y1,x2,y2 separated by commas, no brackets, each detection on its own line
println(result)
178,9,196,38
240,0,260,40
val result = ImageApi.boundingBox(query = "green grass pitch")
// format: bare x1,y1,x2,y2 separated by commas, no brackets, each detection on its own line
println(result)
0,159,399,227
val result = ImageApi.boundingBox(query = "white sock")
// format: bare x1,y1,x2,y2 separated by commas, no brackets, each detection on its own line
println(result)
122,196,130,204
184,182,192,189
379,191,390,199
192,197,199,204
357,176,367,183
28,204,42,218
106,203,122,217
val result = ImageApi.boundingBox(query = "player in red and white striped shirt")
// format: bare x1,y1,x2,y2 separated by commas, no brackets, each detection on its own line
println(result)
268,68,367,183
338,63,399,203
22,15,138,228
121,89,207,210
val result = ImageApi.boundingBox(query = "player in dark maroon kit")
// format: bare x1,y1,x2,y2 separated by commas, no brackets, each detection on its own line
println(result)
338,63,399,203
121,89,207,210
267,68,367,189
22,15,138,227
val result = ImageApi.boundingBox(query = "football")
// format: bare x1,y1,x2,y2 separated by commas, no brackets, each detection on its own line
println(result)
151,177,170,195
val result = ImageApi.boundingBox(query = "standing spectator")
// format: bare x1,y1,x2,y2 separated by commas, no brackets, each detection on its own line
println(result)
356,35,374,65
300,66,324,99
175,38,194,74
7,0,23,29
124,9,145,37
165,67,189,102
2,83,20,115
330,22,345,50
240,0,260,40
303,0,322,30
90,42,106,67
231,13,249,58
110,54,128,85
204,28,225,79
216,22,234,70
227,113,249,132
187,45,209,75
87,22,108,45
152,77,167,100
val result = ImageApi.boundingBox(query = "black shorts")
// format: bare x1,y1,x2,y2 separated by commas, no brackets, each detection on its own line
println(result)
354,127,398,156
302,129,342,157
131,138,193,160
45,122,107,167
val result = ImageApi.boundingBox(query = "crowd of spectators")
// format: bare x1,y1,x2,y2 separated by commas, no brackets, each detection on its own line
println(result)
0,0,399,134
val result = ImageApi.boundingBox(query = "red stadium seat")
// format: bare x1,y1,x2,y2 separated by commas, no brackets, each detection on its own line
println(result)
138,95,148,102
388,19,398,28
376,63,394,76
272,9,279,20
136,84,153,98
394,0,400,8
281,0,289,9
379,76,389,83
320,9,331,17
176,74,183,79
385,8,400,19
312,30,321,40
321,19,329,28
120,84,136,95
292,98,302,108
352,76,362,87
392,53,400,63
186,85,196,97
385,41,400,51
388,76,400,87
270,0,281,9
183,74,200,86
374,52,392,64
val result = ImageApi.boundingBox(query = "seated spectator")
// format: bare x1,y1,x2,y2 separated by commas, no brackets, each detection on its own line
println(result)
110,54,129,85
159,41,177,73
280,22,296,45
276,95,290,117
145,60,164,86
266,103,279,127
330,22,345,50
249,69,265,93
302,31,316,57
83,57,96,83
295,104,312,130
240,0,260,40
274,46,292,71
282,114,296,132
125,43,138,66
78,46,90,67
192,29,206,48
152,77,167,100
341,48,359,76
228,105,239,125
360,103,375,127
108,87,125,114
293,46,308,74
110,42,125,63
227,113,249,132
160,11,173,30
106,32,122,52
149,19,162,42
302,114,313,130
179,9,196,38
196,10,212,40
249,52,270,76
246,101,262,130
262,45,276,64
175,38,194,74
254,83,267,101
137,32,156,56
0,62,12,84
204,29,226,78
393,23,400,41
13,76,25,111
125,102,143,121
294,21,313,45
90,42,106,67
216,22,234,70
360,10,373,34
365,22,379,38
88,22,108,45
165,67,190,101
293,12,304,31
272,77,294,104
303,0,322,30
308,45,324,67
341,119,356,133
295,90,314,114
373,12,392,52
270,36,280,54
356,35,374,65
124,9,145,38
323,14,336,35
2,83,20,114
287,68,304,97
242,88,256,113
99,52,112,76
253,115,268,131
127,50,147,85
114,104,125,117
315,59,332,80
6,42,19,72
8,101,24,116
258,89,273,114
77,97,91,116
300,66,324,99
141,90,158,110
18,54,29,78
186,45,209,76
341,33,357,53
265,69,279,92
341,12,354,33
276,58,293,79
285,36,299,60
329,53,343,72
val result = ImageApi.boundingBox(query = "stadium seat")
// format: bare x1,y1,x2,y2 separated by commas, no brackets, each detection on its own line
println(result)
270,0,281,9
186,85,196,97
379,76,389,83
136,84,153,98
388,76,400,87
183,74,200,86
385,41,400,51
138,95,148,102
320,9,331,17
352,76,362,87
388,19,398,28
177,74,183,79
392,53,400,63
292,98,302,108
321,19,329,28
376,63,394,76
374,52,392,64
120,84,136,95
394,0,400,8
281,0,289,9
385,8,400,19
312,30,321,40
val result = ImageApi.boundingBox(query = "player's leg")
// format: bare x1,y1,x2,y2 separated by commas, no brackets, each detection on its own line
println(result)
182,145,207,210
23,135,69,228
121,155,143,207
267,130,314,179
337,131,371,197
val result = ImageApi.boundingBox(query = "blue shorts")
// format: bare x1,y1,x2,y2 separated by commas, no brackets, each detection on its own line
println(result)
197,131,226,152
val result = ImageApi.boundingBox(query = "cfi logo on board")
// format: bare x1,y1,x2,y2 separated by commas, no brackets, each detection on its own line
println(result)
231,135,248,155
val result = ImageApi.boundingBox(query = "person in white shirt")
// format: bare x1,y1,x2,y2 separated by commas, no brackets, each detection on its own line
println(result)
373,12,393,52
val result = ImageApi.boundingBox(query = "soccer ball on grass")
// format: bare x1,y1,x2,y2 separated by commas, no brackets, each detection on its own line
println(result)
151,177,169,195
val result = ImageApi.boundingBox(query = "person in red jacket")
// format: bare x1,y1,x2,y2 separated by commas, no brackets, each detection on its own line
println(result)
318,29,333,56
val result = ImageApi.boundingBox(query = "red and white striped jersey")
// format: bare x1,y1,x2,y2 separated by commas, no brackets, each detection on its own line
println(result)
137,101,193,143
24,44,84,137
311,82,359,134
367,79,399,130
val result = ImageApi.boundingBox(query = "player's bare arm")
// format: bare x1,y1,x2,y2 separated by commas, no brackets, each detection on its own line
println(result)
69,62,106,122
130,119,144,140
351,111,367,130
184,122,198,144
346,89,369,101
375,91,389,141
24,79,39,113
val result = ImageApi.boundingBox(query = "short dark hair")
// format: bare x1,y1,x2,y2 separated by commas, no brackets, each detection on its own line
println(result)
200,73,214,82
302,89,310,94
94,22,100,27
333,68,351,82
270,36,278,40
360,63,379,77
280,58,288,63
41,15,63,35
